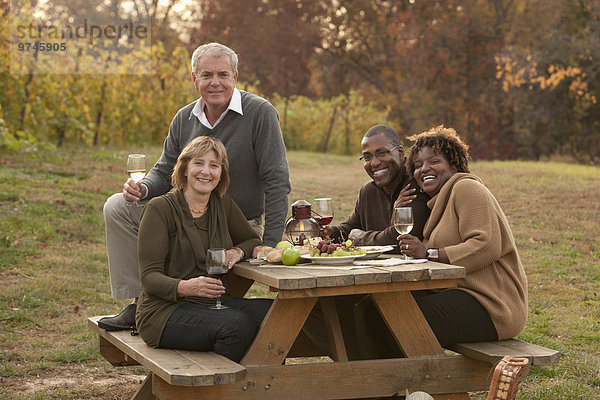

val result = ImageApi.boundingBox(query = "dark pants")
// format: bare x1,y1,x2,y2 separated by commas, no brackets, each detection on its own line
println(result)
159,297,273,362
303,290,497,360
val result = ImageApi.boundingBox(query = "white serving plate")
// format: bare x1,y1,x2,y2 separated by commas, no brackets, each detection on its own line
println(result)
300,254,363,265
357,245,395,260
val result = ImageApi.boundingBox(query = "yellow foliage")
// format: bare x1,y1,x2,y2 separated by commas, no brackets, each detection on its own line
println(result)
496,51,594,107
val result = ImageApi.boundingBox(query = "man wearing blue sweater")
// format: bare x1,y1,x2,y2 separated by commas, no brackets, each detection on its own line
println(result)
99,42,291,331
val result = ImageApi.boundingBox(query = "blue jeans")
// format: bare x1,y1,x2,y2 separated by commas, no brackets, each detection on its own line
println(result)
159,297,273,362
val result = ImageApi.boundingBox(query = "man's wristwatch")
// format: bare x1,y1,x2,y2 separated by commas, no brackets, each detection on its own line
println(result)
426,248,439,261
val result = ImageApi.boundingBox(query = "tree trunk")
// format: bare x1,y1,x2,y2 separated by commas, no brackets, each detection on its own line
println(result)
322,105,338,153
93,80,107,146
343,97,351,154
17,48,39,138
282,97,289,141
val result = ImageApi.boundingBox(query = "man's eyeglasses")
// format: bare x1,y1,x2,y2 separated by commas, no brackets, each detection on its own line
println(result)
359,145,399,162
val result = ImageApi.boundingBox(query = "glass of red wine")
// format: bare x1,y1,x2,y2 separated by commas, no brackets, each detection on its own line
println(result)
206,248,228,310
313,198,334,227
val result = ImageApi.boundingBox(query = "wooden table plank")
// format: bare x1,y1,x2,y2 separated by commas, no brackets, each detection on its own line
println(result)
151,355,491,400
176,350,247,385
233,264,316,290
275,279,459,299
89,317,246,387
290,267,356,288
449,339,561,366
235,260,464,290
347,266,392,285
426,262,466,280
241,296,317,366
384,264,433,281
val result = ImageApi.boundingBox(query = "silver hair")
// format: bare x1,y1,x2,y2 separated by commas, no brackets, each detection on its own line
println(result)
191,42,238,76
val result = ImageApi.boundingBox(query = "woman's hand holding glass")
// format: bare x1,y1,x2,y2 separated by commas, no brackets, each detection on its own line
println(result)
177,275,226,298
397,234,427,259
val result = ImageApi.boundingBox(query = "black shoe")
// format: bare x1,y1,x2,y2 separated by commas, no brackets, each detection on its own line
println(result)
98,303,136,331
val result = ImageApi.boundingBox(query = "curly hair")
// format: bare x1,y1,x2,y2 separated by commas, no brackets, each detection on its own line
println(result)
171,136,230,197
406,125,470,176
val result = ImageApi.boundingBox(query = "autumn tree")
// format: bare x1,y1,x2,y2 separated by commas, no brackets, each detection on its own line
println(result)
496,0,600,161
185,0,325,98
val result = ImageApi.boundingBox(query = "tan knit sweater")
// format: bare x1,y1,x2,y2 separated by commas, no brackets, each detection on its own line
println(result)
423,173,528,339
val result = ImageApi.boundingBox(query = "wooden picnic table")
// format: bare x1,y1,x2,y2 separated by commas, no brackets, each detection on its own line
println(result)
168,256,490,400
90,255,560,399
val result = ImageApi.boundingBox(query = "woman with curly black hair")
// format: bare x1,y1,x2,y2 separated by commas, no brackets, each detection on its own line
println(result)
395,125,528,346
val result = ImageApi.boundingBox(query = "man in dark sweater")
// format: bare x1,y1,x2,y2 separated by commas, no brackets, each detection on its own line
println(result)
304,125,430,360
99,42,291,331
325,124,430,245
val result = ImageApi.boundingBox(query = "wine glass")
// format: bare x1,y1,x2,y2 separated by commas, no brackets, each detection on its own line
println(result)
126,154,146,206
206,248,228,310
313,198,334,227
392,207,414,260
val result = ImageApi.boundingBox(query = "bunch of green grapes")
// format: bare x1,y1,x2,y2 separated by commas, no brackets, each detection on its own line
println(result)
310,240,368,257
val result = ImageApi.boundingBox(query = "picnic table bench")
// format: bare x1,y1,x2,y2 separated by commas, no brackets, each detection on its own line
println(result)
89,258,560,399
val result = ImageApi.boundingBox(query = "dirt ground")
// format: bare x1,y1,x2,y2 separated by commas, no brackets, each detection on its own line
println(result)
1,365,146,399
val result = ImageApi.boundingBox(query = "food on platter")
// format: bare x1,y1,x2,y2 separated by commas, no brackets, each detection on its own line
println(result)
254,244,310,264
360,246,390,252
255,246,274,260
356,245,395,260
309,239,367,257
282,248,301,266
266,247,284,263
275,240,293,249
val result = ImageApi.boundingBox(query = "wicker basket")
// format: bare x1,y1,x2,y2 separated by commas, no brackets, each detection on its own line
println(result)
486,355,529,400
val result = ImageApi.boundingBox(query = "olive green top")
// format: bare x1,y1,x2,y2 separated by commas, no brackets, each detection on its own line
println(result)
135,189,261,347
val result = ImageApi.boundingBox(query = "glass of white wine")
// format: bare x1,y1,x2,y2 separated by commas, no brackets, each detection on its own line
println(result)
392,207,414,260
206,248,228,310
126,154,146,206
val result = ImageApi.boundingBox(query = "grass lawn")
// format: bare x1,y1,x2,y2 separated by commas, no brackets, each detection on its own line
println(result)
0,146,599,399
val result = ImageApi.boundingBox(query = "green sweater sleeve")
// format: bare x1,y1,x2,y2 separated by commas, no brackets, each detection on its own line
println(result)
138,201,181,302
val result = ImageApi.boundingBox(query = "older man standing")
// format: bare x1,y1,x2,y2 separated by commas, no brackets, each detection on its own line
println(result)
99,42,291,331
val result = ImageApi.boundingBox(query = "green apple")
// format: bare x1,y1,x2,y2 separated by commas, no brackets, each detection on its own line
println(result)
281,248,301,266
275,240,293,249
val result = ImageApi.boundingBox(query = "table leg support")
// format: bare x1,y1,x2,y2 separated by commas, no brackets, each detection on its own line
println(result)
131,373,157,400
320,297,349,362
241,296,317,365
372,291,471,400
372,291,443,357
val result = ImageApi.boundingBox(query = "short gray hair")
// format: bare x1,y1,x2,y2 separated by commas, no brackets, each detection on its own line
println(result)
191,42,238,76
